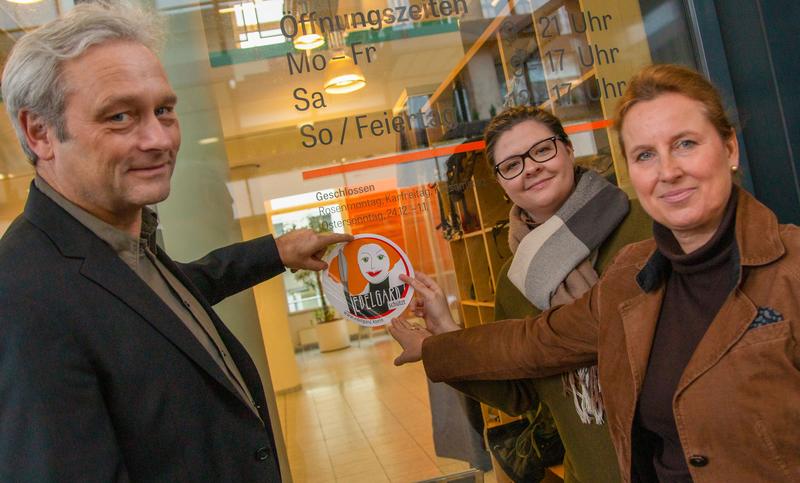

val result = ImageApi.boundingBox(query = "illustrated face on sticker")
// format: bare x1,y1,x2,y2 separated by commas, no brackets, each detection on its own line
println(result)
322,234,415,327
358,243,390,284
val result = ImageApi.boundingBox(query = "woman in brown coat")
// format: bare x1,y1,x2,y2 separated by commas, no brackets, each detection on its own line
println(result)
390,64,800,482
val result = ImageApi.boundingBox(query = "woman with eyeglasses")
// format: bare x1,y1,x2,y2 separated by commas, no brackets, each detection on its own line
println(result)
416,106,651,482
391,64,800,482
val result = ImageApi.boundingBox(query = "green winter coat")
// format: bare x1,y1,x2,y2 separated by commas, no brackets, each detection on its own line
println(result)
450,200,651,483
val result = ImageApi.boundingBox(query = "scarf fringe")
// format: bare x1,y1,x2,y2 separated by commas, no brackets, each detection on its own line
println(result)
562,365,605,425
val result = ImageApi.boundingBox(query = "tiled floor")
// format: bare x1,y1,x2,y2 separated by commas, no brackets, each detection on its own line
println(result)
275,333,497,483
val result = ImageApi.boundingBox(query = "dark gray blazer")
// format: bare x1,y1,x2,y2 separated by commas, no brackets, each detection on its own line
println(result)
0,183,285,482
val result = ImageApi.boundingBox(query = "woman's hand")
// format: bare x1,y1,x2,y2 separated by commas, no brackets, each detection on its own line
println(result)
388,318,432,365
400,272,461,335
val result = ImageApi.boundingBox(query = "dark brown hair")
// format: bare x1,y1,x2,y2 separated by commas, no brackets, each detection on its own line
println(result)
484,106,570,168
615,64,734,154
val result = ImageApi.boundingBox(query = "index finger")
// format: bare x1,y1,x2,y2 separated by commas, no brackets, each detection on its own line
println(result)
399,274,434,298
316,232,354,247
414,272,440,291
401,272,435,289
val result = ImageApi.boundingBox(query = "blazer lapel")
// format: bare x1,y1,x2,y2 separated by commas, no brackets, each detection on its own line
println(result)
618,287,664,399
676,289,757,394
24,183,256,412
79,235,244,401
676,191,781,394
156,252,270,417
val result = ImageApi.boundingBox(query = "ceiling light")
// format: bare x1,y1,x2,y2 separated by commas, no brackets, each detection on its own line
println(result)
293,19,325,50
198,137,219,145
8,0,43,4
293,33,325,50
323,55,366,94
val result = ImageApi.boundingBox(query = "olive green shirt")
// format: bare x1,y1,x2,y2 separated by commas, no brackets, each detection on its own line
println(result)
35,176,260,419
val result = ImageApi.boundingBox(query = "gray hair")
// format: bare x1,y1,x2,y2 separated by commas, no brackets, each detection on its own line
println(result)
1,1,165,164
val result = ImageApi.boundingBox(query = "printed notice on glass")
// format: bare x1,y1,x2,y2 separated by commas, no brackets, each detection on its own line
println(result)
322,234,414,327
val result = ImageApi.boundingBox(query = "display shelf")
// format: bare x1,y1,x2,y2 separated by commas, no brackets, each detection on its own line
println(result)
465,235,494,302
461,299,495,308
461,304,482,329
460,224,508,239
461,182,482,236
478,306,495,324
463,228,485,239
425,1,513,109
445,147,512,310
449,239,472,302
486,225,512,287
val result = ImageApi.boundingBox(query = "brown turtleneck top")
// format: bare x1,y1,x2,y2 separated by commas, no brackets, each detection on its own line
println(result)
634,188,739,482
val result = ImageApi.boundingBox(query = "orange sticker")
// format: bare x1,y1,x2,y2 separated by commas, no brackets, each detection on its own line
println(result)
322,234,415,326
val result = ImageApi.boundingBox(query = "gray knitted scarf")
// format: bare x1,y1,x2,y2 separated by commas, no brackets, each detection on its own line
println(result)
507,168,629,424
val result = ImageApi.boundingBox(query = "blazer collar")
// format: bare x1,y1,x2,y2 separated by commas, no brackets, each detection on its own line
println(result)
24,181,93,259
733,188,785,266
634,188,784,292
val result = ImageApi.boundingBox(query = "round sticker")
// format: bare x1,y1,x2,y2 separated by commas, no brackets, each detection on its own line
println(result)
321,234,415,327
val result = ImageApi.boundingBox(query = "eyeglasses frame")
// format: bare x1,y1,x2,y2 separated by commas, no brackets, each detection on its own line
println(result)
493,135,567,180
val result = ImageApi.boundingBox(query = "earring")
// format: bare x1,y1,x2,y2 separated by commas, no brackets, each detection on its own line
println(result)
730,165,739,173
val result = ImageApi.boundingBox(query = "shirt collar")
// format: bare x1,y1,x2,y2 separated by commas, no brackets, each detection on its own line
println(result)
34,176,159,268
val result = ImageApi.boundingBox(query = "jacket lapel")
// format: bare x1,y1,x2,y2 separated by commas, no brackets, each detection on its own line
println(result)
156,251,270,418
619,287,664,399
677,190,779,395
676,289,757,394
78,238,244,400
23,183,244,402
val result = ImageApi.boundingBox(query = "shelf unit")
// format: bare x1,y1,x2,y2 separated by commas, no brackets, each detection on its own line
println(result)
445,152,511,328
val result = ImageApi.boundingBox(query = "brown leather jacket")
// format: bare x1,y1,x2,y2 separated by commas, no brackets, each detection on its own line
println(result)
422,190,800,482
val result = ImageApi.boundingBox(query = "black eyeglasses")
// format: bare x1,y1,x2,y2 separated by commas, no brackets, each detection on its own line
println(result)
494,136,565,180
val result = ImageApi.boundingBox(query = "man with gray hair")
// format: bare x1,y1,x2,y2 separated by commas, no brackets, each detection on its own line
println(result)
0,3,349,481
